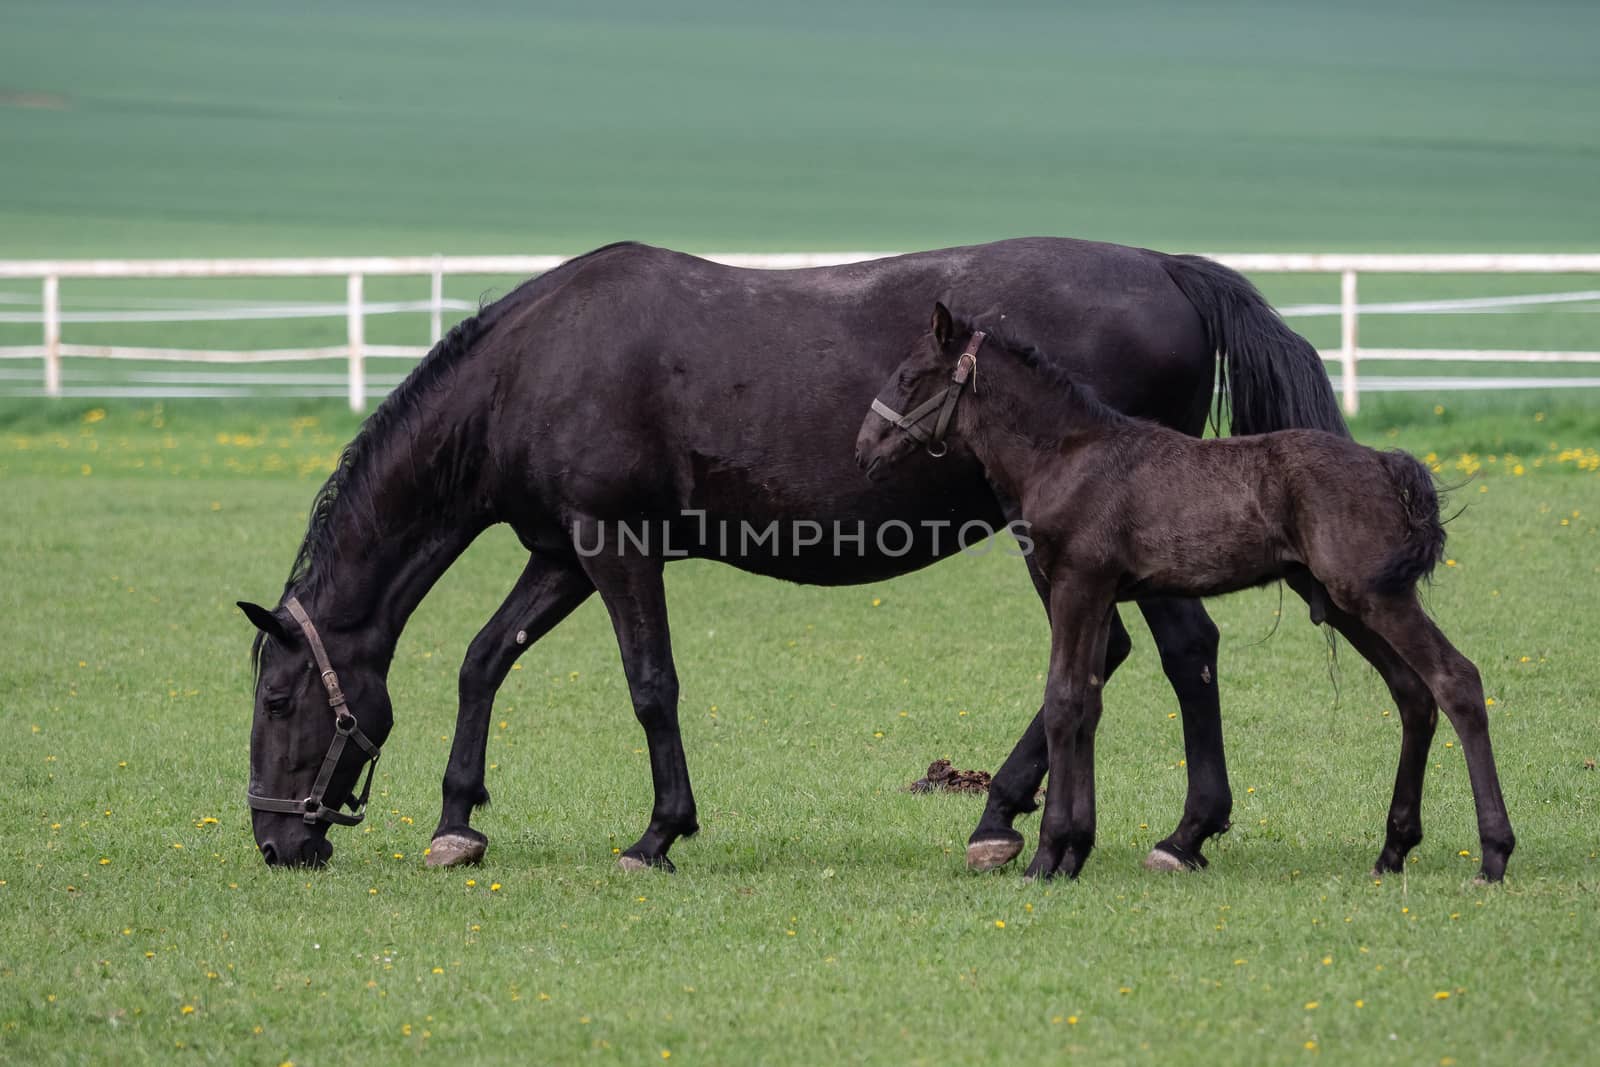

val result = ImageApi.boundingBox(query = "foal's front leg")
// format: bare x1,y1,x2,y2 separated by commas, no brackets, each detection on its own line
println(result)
968,511,1228,872
1025,589,1114,881
969,611,1131,870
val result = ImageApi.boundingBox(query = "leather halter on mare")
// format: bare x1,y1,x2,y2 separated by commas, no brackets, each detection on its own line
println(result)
245,596,381,826
869,331,985,457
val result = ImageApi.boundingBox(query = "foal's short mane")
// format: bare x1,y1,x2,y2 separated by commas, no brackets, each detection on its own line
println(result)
957,315,1132,431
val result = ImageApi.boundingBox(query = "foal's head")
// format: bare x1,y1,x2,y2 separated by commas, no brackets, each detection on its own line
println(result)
854,302,981,478
857,302,1119,478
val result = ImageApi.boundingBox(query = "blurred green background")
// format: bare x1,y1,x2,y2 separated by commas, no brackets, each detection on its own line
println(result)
4,0,1598,257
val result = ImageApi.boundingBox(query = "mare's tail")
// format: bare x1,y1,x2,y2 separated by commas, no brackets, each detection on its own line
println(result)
1373,451,1447,594
1161,254,1348,438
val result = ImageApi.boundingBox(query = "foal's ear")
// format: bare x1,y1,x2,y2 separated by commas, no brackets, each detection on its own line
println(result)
238,601,294,645
931,302,954,347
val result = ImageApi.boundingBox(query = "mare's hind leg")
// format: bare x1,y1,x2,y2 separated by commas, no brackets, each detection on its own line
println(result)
968,611,1131,870
579,551,698,872
429,555,594,867
1139,597,1231,872
1288,575,1438,875
1359,593,1515,882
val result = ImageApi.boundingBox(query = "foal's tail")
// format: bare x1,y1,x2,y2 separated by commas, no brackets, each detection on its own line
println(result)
1373,450,1447,594
1160,254,1348,438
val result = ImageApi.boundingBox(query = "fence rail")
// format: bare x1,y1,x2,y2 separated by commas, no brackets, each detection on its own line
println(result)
2,252,1597,413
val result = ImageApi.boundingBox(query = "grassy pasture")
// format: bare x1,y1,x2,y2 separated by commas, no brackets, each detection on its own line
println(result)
2,397,1599,1065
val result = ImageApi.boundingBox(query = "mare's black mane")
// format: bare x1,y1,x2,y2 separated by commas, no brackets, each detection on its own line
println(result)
279,243,637,604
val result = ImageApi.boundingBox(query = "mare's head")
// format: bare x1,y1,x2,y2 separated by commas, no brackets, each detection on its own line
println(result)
239,597,393,868
855,302,981,477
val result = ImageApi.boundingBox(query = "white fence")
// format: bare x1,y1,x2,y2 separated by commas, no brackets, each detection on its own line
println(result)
2,252,1598,414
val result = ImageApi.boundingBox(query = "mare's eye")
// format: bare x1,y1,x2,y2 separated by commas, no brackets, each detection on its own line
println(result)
265,694,291,719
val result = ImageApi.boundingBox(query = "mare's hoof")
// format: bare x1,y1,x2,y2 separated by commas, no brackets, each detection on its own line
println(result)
617,853,676,874
967,836,1024,872
426,833,486,867
1143,844,1206,872
1143,849,1188,872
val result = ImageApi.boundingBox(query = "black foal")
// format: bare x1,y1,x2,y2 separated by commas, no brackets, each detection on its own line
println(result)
856,304,1514,882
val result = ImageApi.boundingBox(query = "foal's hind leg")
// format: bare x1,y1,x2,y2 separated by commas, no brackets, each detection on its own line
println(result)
579,551,699,872
1360,594,1515,882
1139,597,1231,872
429,555,594,867
1289,575,1438,875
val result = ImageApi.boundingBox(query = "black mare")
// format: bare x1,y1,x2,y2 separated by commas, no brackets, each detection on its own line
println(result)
239,239,1343,870
856,305,1514,882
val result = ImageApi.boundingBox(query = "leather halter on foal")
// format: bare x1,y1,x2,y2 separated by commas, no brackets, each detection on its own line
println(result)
869,331,985,457
245,596,381,826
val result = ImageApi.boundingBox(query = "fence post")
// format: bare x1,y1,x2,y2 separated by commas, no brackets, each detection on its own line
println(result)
347,272,365,413
430,254,444,345
43,274,61,397
1339,268,1359,416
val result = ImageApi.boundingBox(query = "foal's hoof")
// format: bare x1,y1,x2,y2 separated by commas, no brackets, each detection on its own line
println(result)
617,852,676,874
426,833,486,868
1023,845,1086,882
1143,842,1207,872
967,835,1024,872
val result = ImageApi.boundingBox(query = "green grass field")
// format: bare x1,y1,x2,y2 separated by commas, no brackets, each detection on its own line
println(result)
3,399,1599,1065
3,1,1600,1063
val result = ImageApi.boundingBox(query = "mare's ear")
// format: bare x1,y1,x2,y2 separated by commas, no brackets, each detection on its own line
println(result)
238,601,294,645
931,302,954,347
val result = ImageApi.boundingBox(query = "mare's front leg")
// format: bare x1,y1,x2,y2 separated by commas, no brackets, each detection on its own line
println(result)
1140,597,1231,871
429,555,595,867
1287,574,1437,875
579,549,698,872
1025,586,1114,881
1359,593,1515,882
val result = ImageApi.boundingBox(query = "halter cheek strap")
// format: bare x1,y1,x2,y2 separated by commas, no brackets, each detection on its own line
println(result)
870,331,985,457
245,595,381,826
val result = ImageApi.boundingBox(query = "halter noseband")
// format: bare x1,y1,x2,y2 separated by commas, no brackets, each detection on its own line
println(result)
245,595,381,826
870,331,985,457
